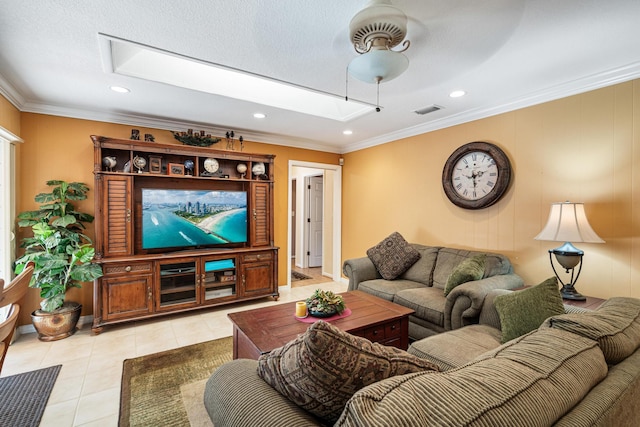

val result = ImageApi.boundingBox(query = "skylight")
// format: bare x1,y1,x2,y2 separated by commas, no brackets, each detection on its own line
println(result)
99,35,374,122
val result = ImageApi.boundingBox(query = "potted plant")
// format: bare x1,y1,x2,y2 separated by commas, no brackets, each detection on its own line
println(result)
14,180,103,341
305,289,346,318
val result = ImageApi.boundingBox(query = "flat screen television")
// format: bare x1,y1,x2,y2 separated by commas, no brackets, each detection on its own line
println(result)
141,188,247,250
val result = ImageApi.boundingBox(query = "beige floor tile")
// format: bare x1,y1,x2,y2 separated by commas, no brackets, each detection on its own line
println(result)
39,398,78,427
74,387,120,425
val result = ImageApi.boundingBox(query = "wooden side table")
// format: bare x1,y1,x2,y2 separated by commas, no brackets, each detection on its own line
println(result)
563,295,606,310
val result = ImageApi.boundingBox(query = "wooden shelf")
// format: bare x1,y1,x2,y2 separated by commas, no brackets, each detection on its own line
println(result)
90,135,278,334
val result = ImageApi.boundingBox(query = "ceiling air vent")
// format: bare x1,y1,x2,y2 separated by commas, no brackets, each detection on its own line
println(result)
414,105,443,115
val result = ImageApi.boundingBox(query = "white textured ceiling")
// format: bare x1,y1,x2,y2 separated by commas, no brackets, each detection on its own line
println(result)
1,0,640,153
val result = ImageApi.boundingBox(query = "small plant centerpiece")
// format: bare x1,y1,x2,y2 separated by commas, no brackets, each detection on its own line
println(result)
14,180,103,341
305,289,346,318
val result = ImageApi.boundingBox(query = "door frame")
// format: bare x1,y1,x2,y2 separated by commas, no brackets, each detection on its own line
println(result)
286,160,342,289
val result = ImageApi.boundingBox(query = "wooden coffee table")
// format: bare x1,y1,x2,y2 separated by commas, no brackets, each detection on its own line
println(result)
227,290,414,360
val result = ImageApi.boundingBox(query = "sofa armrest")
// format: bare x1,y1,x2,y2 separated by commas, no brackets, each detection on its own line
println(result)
444,273,524,330
204,359,325,427
342,256,380,291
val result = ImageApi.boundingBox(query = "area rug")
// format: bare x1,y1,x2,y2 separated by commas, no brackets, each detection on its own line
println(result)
119,336,233,427
291,271,313,281
0,364,62,427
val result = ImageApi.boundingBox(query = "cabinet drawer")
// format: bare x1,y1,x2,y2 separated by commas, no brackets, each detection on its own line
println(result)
103,261,153,276
242,252,273,263
385,320,402,338
364,324,386,342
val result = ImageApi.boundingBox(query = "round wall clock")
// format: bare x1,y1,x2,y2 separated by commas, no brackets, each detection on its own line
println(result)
203,157,219,174
442,141,512,209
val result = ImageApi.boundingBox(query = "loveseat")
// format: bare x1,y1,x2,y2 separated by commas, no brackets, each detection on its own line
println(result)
204,293,640,426
343,242,524,339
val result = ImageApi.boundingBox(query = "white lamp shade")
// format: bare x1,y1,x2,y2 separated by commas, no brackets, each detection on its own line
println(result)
534,202,604,243
348,49,409,83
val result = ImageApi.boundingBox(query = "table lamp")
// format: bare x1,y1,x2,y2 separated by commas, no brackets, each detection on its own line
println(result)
534,201,604,301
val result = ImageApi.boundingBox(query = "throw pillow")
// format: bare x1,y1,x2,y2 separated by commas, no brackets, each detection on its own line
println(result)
366,232,421,280
257,320,438,424
494,277,565,343
444,254,486,296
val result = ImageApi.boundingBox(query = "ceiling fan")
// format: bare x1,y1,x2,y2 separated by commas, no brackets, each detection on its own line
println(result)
347,0,412,85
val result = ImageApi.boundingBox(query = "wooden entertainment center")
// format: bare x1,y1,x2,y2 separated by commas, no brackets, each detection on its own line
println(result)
90,135,278,333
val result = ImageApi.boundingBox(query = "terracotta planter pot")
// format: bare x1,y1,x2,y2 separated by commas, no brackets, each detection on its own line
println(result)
31,301,82,342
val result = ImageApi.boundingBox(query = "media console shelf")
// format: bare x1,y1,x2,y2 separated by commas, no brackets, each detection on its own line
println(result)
90,135,278,333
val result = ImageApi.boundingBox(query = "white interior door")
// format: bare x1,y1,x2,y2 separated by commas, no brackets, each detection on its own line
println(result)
306,175,323,268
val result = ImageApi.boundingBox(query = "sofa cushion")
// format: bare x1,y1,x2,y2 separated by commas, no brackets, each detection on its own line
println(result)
432,248,511,290
543,297,640,365
408,324,502,371
357,279,425,301
366,232,421,280
494,277,565,343
336,328,608,427
257,320,437,425
444,254,486,296
398,245,440,286
395,287,446,326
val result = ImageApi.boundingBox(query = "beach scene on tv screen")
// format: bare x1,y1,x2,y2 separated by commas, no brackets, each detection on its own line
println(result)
142,189,247,249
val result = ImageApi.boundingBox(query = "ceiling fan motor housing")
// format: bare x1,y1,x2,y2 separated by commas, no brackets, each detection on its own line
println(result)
350,0,408,52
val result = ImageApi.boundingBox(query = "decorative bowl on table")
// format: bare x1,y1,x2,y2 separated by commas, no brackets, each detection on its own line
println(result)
306,289,346,318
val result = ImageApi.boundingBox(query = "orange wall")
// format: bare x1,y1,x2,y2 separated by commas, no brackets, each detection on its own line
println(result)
13,113,339,325
342,79,640,300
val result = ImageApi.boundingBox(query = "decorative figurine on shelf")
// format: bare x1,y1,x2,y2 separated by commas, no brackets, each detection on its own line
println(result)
133,156,146,173
184,159,194,176
171,130,220,147
102,156,117,172
226,131,235,150
236,163,247,179
130,129,140,140
144,133,155,142
239,135,244,151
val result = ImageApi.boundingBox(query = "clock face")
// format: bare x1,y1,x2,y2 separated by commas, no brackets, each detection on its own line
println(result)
203,158,219,173
451,151,499,200
442,142,511,209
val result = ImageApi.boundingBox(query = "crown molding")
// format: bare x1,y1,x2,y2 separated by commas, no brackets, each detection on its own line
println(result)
341,61,640,153
18,101,341,153
4,61,640,155
0,73,26,110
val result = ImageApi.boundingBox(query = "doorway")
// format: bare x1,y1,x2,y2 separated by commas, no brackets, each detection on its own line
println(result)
287,160,342,289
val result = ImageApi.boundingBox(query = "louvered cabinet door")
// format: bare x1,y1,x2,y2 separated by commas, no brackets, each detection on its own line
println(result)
250,182,271,246
101,175,133,257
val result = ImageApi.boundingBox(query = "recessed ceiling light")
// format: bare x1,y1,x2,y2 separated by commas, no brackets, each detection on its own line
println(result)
253,113,266,119
343,130,353,135
110,85,130,93
449,90,466,98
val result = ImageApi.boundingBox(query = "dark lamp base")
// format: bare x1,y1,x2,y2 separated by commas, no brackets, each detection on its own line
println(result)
560,285,587,301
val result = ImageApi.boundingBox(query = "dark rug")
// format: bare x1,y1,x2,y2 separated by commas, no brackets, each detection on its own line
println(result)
120,336,233,427
291,271,313,281
0,364,62,427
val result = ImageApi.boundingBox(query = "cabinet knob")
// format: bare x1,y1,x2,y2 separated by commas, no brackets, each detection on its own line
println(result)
125,266,132,272
126,209,131,223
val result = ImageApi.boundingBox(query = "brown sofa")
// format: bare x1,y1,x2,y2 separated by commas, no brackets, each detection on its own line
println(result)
343,245,524,340
204,295,640,426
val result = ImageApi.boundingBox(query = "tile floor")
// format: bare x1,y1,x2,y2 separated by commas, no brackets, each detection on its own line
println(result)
2,280,347,426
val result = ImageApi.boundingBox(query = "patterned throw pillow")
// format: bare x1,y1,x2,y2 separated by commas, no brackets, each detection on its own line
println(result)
444,254,486,296
257,320,438,424
366,232,421,280
494,277,565,343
